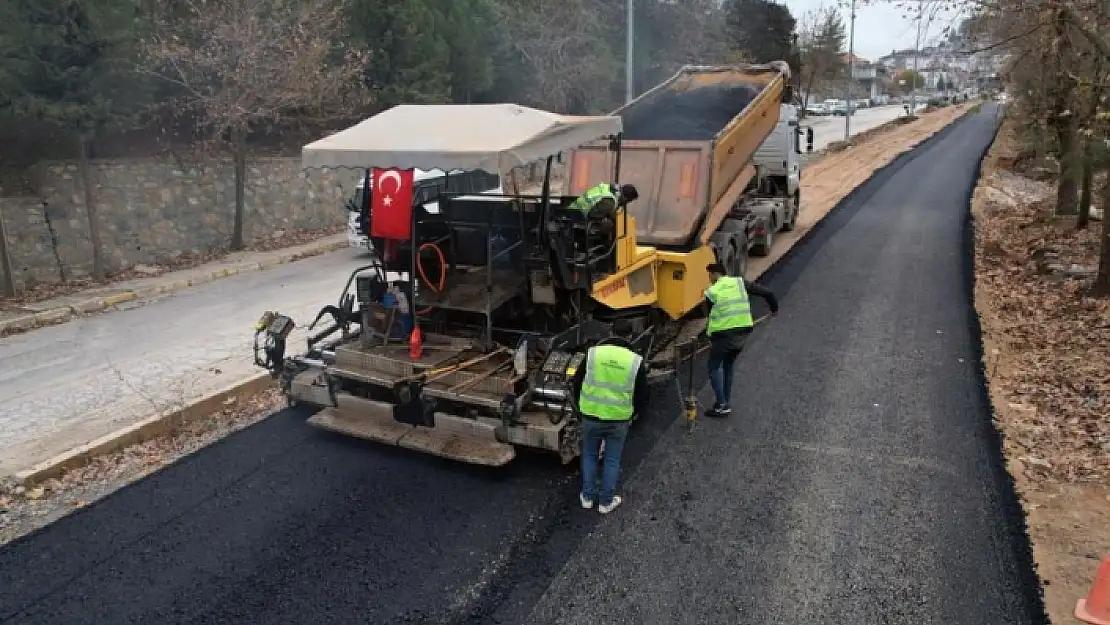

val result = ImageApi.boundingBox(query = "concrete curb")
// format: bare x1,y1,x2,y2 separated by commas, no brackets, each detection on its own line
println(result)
10,106,978,485
15,372,275,485
0,239,347,337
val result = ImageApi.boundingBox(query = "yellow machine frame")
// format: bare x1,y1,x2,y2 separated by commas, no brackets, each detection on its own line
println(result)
588,207,715,320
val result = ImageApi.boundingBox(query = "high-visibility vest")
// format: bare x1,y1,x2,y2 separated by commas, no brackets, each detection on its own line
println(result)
705,276,754,335
577,344,642,420
569,183,617,214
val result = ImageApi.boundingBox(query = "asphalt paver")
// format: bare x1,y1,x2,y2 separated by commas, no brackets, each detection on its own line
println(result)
0,105,1046,625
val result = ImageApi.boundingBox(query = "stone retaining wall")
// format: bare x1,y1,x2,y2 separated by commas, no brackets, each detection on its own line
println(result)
0,157,359,288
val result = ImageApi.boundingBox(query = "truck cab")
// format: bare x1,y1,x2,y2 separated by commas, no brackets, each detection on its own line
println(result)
745,102,811,254
753,103,805,202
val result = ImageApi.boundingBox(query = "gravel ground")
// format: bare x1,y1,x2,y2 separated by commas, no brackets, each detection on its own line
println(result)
0,106,1047,625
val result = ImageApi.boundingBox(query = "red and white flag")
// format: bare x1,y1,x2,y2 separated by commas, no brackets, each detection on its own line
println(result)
370,167,414,240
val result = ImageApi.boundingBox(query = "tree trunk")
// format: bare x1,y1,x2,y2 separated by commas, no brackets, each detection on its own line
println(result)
802,69,819,111
78,135,107,283
1051,9,1079,216
231,130,247,251
1079,62,1104,230
1090,175,1110,297
1053,116,1080,216
0,203,15,297
1078,139,1093,229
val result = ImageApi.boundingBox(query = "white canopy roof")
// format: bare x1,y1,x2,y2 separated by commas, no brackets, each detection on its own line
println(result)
301,104,623,174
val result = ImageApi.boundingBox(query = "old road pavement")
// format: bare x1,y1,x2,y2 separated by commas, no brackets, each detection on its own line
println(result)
0,105,1047,625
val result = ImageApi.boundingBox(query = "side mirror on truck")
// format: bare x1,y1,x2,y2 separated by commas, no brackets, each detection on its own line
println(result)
806,127,814,153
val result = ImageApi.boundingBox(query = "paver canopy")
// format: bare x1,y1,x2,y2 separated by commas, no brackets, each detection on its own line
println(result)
301,103,623,175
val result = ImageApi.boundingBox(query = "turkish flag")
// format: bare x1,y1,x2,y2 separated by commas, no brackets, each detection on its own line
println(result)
370,167,414,240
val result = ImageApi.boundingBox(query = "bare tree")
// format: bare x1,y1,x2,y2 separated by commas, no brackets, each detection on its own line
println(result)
878,0,1110,293
139,0,370,250
0,207,13,297
796,6,846,109
490,0,616,113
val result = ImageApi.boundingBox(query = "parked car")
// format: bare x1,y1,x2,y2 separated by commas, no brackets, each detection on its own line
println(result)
825,99,855,116
805,102,829,116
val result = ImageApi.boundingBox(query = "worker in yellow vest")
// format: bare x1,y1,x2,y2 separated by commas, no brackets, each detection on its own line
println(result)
572,319,648,514
703,262,778,417
568,182,639,233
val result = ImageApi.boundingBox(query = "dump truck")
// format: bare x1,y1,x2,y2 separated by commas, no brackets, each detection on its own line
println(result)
563,62,811,274
253,63,796,467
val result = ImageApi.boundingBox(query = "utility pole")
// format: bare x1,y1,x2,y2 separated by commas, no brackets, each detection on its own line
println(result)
909,1,940,117
625,0,634,104
844,0,857,140
910,2,924,116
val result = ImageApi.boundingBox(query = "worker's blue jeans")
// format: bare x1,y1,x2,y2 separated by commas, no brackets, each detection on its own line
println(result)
707,341,743,407
580,418,630,507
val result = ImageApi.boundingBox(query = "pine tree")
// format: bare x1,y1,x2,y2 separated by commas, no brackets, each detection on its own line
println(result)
0,0,144,283
348,0,452,108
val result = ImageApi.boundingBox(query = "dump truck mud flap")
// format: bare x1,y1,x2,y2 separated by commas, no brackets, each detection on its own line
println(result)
307,394,517,466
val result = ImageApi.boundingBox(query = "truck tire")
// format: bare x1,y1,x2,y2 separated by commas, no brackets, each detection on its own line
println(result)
729,241,748,278
752,227,773,257
782,192,799,232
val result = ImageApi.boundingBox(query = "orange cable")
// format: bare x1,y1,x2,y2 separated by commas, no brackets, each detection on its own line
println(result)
415,242,446,316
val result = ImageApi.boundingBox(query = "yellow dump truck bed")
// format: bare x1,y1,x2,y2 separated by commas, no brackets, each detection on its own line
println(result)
565,63,788,249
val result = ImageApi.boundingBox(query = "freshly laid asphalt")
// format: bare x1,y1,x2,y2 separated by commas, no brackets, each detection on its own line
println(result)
0,104,1047,625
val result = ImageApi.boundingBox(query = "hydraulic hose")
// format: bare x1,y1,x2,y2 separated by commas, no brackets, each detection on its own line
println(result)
415,242,447,316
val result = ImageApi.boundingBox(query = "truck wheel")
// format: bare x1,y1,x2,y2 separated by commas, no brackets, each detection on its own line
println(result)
752,228,773,257
729,241,748,278
782,192,799,232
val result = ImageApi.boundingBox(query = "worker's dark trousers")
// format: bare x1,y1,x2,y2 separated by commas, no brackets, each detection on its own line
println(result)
707,334,748,406
580,417,630,507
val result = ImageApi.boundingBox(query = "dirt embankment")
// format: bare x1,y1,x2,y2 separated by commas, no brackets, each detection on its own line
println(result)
971,117,1110,624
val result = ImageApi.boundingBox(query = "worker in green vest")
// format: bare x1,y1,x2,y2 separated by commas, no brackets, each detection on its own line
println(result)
703,262,778,417
571,318,647,514
568,182,639,231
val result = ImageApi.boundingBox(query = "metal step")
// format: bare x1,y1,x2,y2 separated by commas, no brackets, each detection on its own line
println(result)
306,395,516,467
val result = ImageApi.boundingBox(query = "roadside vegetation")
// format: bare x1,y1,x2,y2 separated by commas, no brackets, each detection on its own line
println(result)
917,0,1110,619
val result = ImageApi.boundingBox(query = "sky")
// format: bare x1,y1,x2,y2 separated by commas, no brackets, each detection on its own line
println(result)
779,0,965,61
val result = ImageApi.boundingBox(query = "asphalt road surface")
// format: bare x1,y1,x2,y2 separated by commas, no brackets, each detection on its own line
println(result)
0,104,1046,625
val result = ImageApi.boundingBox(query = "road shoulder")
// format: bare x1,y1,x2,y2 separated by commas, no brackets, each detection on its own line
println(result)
970,114,1110,625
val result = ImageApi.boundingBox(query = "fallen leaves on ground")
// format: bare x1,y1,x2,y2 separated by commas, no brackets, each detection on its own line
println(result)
973,119,1110,485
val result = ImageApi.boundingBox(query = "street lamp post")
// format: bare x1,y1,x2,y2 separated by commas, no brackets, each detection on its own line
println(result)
626,0,634,104
910,2,924,116
844,0,857,140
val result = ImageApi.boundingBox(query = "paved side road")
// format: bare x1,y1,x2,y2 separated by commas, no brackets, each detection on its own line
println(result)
0,105,1046,624
804,105,911,151
0,251,371,475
